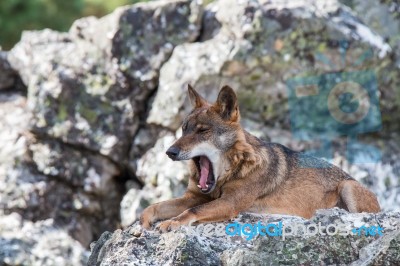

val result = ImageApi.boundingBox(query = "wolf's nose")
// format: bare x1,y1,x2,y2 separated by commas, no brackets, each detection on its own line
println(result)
166,146,180,160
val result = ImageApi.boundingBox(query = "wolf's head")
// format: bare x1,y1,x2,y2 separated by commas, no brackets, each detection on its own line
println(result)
166,85,243,194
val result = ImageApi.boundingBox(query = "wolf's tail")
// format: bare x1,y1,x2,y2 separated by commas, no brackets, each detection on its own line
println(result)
338,180,381,213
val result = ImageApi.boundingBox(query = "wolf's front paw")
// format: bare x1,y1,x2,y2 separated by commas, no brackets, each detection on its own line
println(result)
140,205,157,230
157,219,181,233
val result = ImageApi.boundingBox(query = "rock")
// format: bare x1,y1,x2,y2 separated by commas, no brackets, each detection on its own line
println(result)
0,51,17,90
351,229,400,265
121,133,189,227
8,29,135,162
0,91,123,247
199,2,221,42
146,32,235,129
0,162,121,247
89,209,400,265
8,0,203,162
128,125,170,173
70,0,202,85
0,212,88,266
86,231,113,266
135,132,189,190
69,0,203,121
29,139,120,193
0,93,30,170
147,0,392,131
27,140,124,245
347,0,400,43
348,0,400,132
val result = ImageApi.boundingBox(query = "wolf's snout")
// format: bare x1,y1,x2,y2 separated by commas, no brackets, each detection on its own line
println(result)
166,146,180,160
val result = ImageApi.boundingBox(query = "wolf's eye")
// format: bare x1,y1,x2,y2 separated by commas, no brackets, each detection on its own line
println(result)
197,127,209,133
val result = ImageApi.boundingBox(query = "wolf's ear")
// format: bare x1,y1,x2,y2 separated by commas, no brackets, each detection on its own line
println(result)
188,84,207,108
214,85,240,122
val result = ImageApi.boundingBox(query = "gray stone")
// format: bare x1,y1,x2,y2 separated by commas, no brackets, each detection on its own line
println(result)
0,162,121,247
128,126,170,174
89,209,400,265
121,133,189,227
29,139,120,193
0,93,30,171
8,29,135,162
147,0,392,131
8,0,203,162
348,0,400,129
0,212,88,266
0,92,123,247
87,231,113,266
351,230,400,265
0,51,17,90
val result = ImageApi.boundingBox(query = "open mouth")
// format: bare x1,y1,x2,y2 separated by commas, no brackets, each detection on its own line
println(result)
193,156,215,193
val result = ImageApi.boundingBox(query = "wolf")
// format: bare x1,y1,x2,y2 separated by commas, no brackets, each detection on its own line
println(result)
140,85,380,232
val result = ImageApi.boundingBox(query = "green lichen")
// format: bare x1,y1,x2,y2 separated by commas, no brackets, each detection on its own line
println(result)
384,176,391,188
77,104,98,124
57,103,68,121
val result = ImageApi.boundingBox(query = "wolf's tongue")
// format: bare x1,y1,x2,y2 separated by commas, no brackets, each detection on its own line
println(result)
199,156,210,189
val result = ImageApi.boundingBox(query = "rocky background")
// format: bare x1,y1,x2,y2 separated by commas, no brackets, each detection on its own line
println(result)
0,0,399,265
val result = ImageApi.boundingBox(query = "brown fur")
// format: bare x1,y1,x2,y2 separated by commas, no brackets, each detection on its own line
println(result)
140,85,381,232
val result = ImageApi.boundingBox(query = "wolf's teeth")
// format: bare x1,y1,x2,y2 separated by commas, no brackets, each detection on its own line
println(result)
197,185,201,188
206,184,209,188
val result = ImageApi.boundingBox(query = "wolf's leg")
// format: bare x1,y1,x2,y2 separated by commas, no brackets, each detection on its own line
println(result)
140,192,209,229
157,195,254,232
338,180,380,213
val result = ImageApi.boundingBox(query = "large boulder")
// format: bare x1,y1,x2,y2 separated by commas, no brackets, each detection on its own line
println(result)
0,67,122,249
147,0,392,131
0,94,121,247
0,212,88,266
8,0,203,162
1,165,94,246
89,209,400,265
